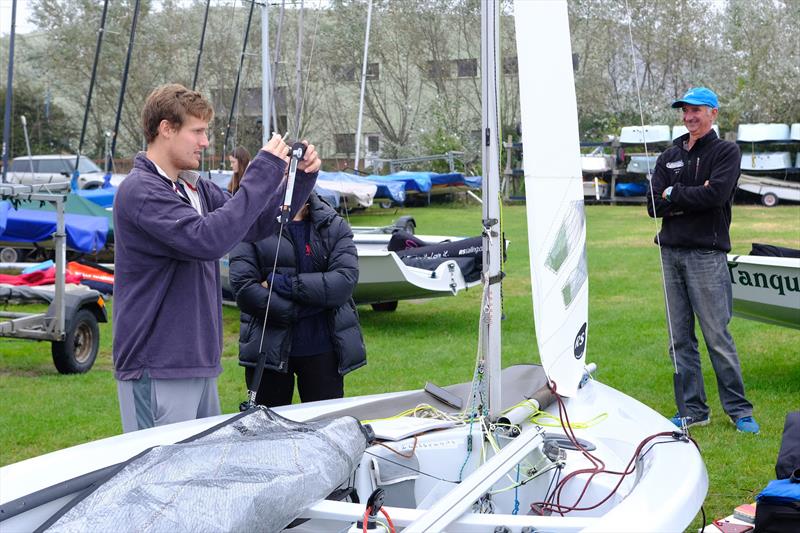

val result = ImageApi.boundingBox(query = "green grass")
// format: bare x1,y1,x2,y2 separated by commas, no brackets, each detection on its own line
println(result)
1,203,798,529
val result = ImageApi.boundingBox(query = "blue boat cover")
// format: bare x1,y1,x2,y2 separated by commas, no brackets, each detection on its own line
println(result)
615,181,648,197
75,187,116,208
0,201,109,253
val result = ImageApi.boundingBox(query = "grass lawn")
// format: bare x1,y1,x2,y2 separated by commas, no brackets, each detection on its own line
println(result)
1,202,798,528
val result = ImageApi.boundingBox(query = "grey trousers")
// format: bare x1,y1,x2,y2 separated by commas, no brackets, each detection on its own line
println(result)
117,371,221,433
662,246,753,422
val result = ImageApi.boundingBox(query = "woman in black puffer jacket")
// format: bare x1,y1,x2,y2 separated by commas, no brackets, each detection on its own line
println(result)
229,193,366,407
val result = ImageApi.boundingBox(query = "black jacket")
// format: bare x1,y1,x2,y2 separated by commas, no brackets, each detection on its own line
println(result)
229,194,366,375
646,129,741,252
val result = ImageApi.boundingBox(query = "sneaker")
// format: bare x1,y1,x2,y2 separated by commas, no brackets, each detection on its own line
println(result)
735,416,760,434
669,413,710,428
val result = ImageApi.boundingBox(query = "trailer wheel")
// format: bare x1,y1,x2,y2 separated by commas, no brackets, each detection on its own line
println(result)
0,247,19,263
371,301,399,312
761,193,778,207
52,309,99,374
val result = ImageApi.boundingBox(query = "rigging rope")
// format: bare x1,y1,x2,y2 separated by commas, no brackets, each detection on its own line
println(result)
623,0,678,375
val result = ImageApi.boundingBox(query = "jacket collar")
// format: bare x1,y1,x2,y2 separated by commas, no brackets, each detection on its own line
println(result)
673,128,719,152
134,152,203,190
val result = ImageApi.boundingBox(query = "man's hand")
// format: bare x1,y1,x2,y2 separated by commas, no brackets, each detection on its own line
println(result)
262,133,290,164
297,140,321,174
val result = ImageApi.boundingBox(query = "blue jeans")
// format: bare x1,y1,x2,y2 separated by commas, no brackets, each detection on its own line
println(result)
661,246,753,421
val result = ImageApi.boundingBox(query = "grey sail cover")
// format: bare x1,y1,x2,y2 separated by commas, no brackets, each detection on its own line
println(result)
43,408,367,532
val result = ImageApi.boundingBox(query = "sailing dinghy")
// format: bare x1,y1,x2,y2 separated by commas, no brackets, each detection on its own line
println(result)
0,2,707,531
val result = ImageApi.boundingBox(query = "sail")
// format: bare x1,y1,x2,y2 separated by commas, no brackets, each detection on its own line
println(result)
515,0,588,397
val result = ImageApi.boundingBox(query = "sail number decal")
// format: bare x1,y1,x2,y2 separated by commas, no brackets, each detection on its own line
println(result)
573,323,587,359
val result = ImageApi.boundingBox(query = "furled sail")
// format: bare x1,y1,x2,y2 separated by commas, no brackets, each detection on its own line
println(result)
515,0,588,397
39,408,368,532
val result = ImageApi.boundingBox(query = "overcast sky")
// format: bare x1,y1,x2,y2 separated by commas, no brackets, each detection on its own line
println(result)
1,0,36,36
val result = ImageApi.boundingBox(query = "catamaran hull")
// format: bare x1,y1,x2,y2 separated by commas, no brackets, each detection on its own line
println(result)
728,254,800,329
0,365,707,532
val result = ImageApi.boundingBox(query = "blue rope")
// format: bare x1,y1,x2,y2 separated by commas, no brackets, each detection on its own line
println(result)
512,464,521,515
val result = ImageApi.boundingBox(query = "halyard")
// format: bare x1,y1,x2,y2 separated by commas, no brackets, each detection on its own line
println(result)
1,203,798,529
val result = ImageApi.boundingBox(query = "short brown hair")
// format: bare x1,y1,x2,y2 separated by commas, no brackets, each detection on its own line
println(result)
141,84,214,144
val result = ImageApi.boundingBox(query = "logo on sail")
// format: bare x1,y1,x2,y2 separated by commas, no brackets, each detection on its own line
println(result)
573,323,587,359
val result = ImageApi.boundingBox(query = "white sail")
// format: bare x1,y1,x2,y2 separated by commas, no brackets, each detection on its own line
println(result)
516,0,588,397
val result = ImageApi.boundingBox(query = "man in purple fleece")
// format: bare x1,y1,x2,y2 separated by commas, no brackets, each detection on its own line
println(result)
113,84,319,432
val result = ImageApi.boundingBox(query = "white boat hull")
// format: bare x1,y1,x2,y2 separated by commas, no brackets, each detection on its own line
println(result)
0,365,707,532
219,234,478,307
728,254,800,329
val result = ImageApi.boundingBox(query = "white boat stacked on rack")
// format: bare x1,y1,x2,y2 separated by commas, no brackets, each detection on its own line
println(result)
618,125,671,145
737,123,791,142
741,152,793,171
0,2,707,532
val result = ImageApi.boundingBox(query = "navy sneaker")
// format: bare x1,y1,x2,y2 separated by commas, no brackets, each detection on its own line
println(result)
735,416,760,434
669,413,710,428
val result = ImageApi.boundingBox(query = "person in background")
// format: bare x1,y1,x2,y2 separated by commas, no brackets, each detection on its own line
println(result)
227,146,251,194
229,191,366,407
646,86,758,434
113,83,320,432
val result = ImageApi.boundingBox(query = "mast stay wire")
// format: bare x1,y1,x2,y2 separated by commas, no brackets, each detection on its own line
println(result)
622,0,679,377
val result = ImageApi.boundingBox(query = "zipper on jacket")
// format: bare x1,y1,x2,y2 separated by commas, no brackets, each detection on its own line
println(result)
694,156,701,185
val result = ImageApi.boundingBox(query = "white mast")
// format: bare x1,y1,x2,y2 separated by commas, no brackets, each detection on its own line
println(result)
353,0,374,172
480,0,502,419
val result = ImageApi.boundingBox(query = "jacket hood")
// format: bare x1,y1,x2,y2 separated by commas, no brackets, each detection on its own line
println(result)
307,193,338,228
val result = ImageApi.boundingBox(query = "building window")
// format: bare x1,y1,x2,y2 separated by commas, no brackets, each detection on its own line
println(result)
425,60,451,79
366,62,380,81
456,58,477,78
335,133,356,154
367,135,380,153
503,56,518,76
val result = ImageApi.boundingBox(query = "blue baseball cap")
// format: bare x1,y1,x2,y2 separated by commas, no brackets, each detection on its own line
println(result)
671,87,719,109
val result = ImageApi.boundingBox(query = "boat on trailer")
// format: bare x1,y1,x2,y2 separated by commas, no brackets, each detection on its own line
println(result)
0,2,707,531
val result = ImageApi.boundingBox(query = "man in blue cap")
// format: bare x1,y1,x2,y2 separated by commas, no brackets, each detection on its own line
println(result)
646,87,759,434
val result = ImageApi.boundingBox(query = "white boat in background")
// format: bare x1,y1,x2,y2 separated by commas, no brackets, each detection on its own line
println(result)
582,178,608,199
580,147,615,174
738,174,800,207
0,2,707,532
626,154,658,174
737,123,791,142
740,152,793,171
316,174,378,208
618,125,671,144
672,124,719,140
728,253,800,330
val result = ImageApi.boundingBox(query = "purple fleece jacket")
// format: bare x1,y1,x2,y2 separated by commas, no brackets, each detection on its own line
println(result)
112,150,316,380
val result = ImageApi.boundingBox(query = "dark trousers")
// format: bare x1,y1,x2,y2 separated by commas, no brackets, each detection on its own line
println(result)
245,351,344,408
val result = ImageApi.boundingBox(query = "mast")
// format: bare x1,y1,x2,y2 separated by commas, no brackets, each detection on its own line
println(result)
192,0,212,91
73,0,110,189
260,0,272,145
221,0,256,168
270,1,286,134
1,0,17,183
108,0,141,177
480,0,502,419
353,0,373,172
293,0,305,136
